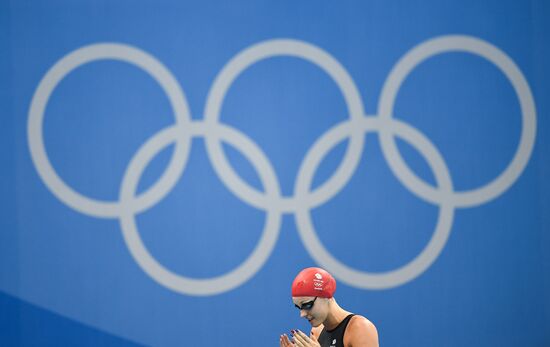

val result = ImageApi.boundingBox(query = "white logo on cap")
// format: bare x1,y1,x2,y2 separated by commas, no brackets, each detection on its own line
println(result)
315,273,323,280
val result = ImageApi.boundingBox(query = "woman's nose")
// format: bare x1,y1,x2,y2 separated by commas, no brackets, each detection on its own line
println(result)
300,309,308,318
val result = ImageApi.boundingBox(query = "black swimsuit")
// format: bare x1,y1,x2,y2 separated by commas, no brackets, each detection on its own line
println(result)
317,314,355,347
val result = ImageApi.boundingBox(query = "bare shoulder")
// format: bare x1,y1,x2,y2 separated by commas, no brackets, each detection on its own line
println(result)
345,315,379,347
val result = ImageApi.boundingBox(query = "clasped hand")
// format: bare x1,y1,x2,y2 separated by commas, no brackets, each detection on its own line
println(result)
280,329,321,347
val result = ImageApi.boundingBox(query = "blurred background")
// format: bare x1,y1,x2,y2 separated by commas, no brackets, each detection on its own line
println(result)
1,0,549,346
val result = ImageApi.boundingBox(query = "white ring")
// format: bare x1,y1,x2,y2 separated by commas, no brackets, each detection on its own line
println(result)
295,117,454,289
28,43,192,218
119,122,283,295
204,39,366,212
378,35,536,207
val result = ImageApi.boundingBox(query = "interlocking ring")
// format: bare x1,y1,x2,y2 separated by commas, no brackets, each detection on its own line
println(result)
28,35,536,295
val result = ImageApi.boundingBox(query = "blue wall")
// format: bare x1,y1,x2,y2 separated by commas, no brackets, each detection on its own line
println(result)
1,0,549,346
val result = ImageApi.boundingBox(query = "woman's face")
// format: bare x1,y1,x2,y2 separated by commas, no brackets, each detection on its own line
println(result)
292,296,329,327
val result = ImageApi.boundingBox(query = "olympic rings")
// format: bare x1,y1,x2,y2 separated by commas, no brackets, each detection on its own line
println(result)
28,35,536,295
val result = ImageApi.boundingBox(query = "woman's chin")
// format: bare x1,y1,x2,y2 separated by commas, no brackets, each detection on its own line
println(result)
308,319,320,327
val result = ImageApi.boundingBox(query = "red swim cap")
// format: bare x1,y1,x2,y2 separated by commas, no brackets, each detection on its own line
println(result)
291,267,336,298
